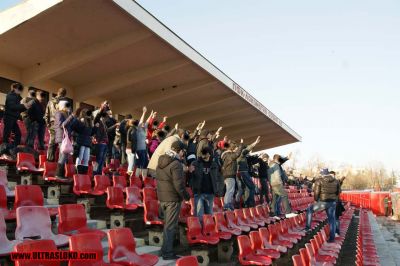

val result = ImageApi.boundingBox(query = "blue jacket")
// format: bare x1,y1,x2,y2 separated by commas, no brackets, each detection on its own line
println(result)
54,111,74,144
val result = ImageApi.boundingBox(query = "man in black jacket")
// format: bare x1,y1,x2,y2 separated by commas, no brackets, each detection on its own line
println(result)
104,110,118,163
257,153,270,204
305,168,340,242
190,146,224,222
156,141,190,260
119,114,132,165
3,83,33,147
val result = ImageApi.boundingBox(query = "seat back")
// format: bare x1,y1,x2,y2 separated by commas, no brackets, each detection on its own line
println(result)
0,212,10,245
69,233,103,265
305,243,315,259
14,239,59,266
38,154,47,169
249,231,262,250
214,212,228,230
73,175,92,194
176,256,199,266
93,175,110,192
125,187,142,205
292,255,303,266
106,187,124,208
43,162,57,178
259,227,271,246
299,248,309,265
143,187,157,202
15,185,44,208
58,204,87,234
0,185,7,209
112,175,127,189
267,224,277,242
225,211,238,227
15,206,52,240
234,209,246,224
144,199,160,223
187,217,202,239
213,197,223,211
17,153,36,170
237,235,253,258
202,214,216,236
107,227,136,261
129,175,143,188
310,239,319,254
0,168,7,186
64,164,76,179
243,208,253,221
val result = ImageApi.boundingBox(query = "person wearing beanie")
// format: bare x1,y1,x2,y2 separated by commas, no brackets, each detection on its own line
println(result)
45,88,67,161
189,146,224,223
156,140,190,260
305,168,340,242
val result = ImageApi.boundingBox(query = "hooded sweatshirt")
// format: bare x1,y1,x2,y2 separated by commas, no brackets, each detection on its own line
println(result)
156,151,190,202
313,174,340,202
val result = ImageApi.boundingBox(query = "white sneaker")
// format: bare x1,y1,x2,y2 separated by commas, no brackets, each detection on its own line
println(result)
335,233,340,237
285,213,298,218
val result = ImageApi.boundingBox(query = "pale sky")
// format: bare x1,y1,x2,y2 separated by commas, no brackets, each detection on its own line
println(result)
1,0,399,171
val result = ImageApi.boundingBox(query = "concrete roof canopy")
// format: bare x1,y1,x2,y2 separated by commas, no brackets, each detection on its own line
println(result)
0,0,301,150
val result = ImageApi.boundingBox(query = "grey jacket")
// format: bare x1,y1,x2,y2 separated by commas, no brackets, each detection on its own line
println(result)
268,162,283,186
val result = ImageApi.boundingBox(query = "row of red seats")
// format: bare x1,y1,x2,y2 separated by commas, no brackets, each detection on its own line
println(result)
0,184,58,220
292,204,354,266
356,209,380,266
237,212,327,265
9,227,158,266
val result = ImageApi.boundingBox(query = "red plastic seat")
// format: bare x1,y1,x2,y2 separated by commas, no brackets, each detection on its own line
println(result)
15,206,69,247
125,187,143,208
142,176,156,189
214,212,241,236
234,209,258,229
299,248,309,266
108,227,159,266
212,197,223,213
14,185,58,216
129,175,142,189
69,233,120,266
65,164,76,179
259,227,287,253
58,204,106,238
292,255,303,266
0,212,20,256
39,154,47,169
43,161,57,181
92,175,111,196
16,152,43,173
106,186,136,210
225,210,250,232
305,242,335,265
107,159,120,171
237,235,272,265
113,175,127,189
179,201,192,224
268,224,293,248
245,208,264,227
73,174,93,196
203,214,231,240
249,231,280,259
14,239,59,266
186,216,219,245
176,256,199,266
142,188,157,201
144,199,163,225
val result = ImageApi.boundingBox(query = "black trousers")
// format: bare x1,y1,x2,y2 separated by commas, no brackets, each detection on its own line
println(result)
259,178,270,204
3,116,21,147
160,201,181,257
37,121,46,149
47,125,56,162
24,117,38,148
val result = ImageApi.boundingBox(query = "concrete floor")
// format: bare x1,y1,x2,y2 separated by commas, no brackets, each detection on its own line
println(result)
372,214,400,266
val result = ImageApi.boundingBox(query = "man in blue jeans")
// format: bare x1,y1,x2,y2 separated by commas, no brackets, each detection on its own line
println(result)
305,168,340,242
190,146,224,223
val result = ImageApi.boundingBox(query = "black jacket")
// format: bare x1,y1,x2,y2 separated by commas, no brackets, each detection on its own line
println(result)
221,144,243,178
156,153,190,202
257,158,269,179
105,116,117,142
189,159,224,197
4,91,25,119
126,126,137,152
314,175,340,202
119,119,128,145
71,119,93,147
26,99,44,122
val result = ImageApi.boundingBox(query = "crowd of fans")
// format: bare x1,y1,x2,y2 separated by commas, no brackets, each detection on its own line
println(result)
1,83,346,260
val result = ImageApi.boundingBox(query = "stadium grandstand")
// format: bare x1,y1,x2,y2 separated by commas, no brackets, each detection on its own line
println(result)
0,0,398,265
